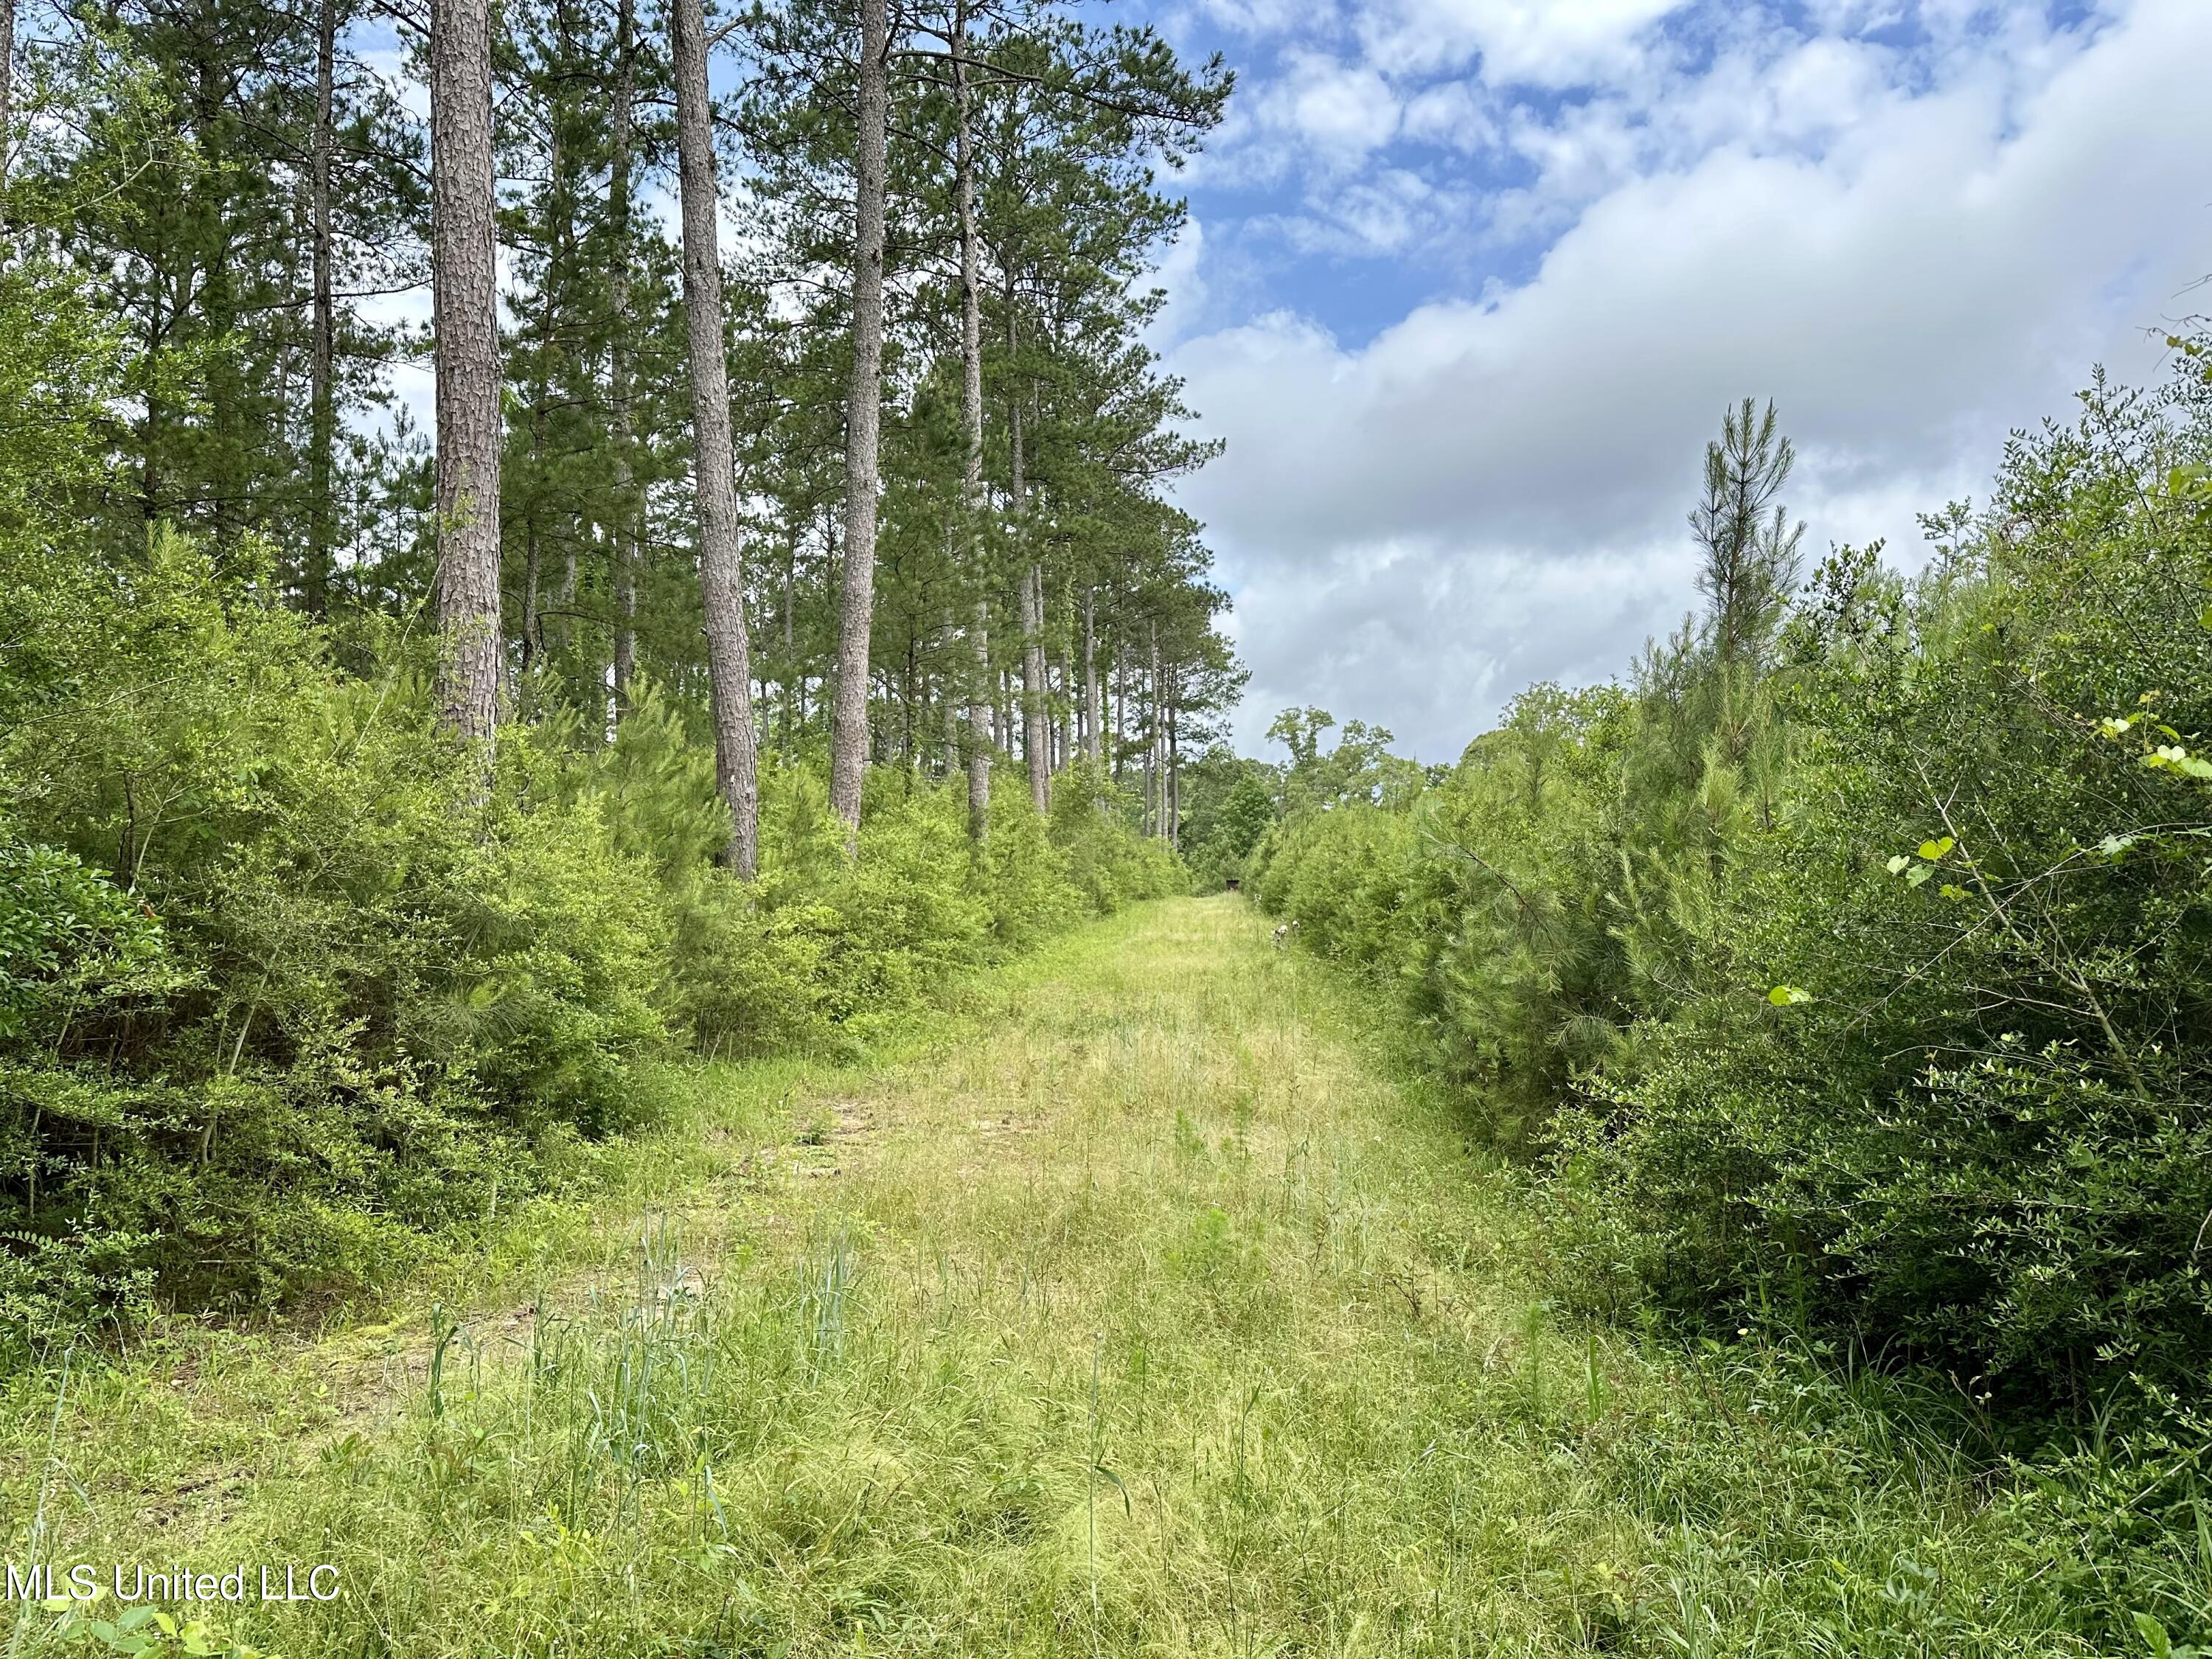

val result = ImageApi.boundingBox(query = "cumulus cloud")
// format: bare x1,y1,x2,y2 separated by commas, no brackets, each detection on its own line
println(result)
1258,52,1403,161
1357,0,1686,85
1222,538,1693,759
1167,0,2212,759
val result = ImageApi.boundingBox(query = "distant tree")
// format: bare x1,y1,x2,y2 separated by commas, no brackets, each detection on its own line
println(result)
1266,706,1334,772
1213,775,1274,856
1267,708,1419,812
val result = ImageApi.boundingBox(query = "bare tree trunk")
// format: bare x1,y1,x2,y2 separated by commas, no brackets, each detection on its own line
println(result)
521,517,539,667
558,470,577,657
1166,666,1180,846
521,149,555,672
1056,643,1071,775
1,0,15,189
1074,611,1088,758
522,363,543,672
142,281,167,521
673,0,760,877
939,608,960,768
305,0,336,613
608,0,639,711
1141,622,1155,833
1157,658,1166,835
1082,588,1101,762
431,0,501,742
968,605,992,829
1021,566,1048,812
1113,639,1124,782
826,0,890,842
1008,328,1048,813
781,533,796,746
900,629,917,772
953,0,991,842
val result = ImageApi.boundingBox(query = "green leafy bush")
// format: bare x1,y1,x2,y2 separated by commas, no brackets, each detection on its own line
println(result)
1183,768,1278,891
1252,352,2212,1405
0,536,675,1342
1576,373,2212,1401
685,773,998,1054
0,533,1186,1360
1048,757,1188,916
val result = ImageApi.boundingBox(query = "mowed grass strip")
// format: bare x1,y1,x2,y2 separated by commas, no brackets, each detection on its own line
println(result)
3,899,2115,1656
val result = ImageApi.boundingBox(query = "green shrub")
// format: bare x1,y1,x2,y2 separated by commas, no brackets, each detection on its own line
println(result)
1572,373,2212,1400
1252,352,2212,1406
1048,758,1187,914
1181,771,1276,893
0,531,1188,1358
0,535,689,1348
0,840,173,1044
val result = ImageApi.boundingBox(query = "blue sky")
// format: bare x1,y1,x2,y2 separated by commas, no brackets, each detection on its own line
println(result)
1114,0,2212,758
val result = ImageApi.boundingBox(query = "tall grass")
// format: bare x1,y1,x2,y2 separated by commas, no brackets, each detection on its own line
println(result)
1,900,2187,1655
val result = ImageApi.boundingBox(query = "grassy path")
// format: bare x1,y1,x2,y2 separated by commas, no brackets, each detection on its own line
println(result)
4,899,2096,1655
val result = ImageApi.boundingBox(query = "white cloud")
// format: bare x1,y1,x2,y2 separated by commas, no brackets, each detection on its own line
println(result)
1149,216,1211,343
1358,0,1686,85
1253,51,1402,162
1223,537,1691,759
1764,37,1890,142
1171,0,2212,759
1399,79,1503,153
1189,0,1340,38
1260,168,1478,259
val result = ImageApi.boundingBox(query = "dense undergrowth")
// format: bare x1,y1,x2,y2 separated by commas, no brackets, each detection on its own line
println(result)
1249,353,2212,1594
0,533,1180,1363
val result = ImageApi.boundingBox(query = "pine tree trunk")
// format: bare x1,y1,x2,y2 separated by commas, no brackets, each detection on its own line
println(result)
953,0,991,842
197,53,240,548
608,0,639,712
522,338,543,673
431,0,501,742
1,0,15,189
1075,612,1088,759
1082,589,1101,762
1056,643,1071,775
1146,622,1161,835
1008,327,1048,813
939,611,961,769
1166,666,1180,846
142,279,166,521
901,630,917,771
305,0,336,613
1154,628,1169,838
521,142,555,672
673,0,761,877
826,0,890,842
521,515,539,667
781,536,796,746
1113,640,1124,782
1021,566,1048,813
